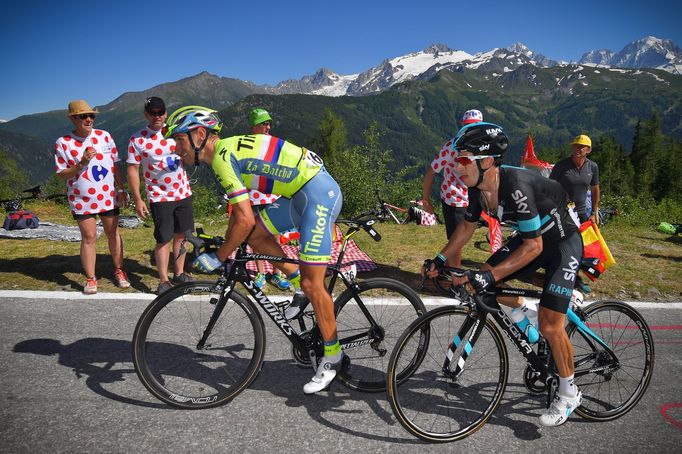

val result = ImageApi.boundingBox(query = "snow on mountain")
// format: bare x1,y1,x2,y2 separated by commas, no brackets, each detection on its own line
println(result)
579,49,614,66
276,36,681,99
345,44,473,95
579,36,682,74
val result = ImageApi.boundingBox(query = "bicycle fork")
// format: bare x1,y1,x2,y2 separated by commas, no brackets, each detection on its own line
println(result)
443,312,486,380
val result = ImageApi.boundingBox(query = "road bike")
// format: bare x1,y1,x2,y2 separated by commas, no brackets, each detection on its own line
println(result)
374,186,441,225
0,185,66,212
132,212,426,409
386,265,655,442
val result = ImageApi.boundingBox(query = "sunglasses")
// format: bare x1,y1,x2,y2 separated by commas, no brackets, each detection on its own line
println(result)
453,154,500,166
77,113,96,120
147,110,166,117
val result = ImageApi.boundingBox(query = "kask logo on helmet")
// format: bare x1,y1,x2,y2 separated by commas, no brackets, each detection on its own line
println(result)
486,127,502,135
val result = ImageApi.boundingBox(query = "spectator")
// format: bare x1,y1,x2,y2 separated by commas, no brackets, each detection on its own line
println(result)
549,134,600,224
422,109,483,239
127,97,194,294
55,100,130,294
247,108,290,291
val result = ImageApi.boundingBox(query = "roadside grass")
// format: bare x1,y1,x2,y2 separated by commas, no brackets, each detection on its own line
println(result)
0,200,680,300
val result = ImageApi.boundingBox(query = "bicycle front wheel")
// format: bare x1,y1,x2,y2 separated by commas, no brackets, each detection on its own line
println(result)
570,300,655,421
132,282,266,409
333,278,426,392
387,305,508,442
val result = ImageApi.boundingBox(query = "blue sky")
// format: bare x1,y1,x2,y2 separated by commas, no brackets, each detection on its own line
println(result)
1,0,680,120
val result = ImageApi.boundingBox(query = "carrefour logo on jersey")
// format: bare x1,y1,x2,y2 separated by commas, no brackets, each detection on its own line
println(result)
83,165,109,182
166,156,180,171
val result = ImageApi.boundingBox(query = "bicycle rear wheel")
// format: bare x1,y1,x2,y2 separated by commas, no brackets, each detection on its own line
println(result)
132,282,266,409
387,306,508,442
333,278,426,392
570,300,655,421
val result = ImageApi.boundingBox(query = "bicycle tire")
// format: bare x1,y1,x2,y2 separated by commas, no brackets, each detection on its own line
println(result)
387,305,509,442
333,278,426,392
569,300,655,421
132,282,266,409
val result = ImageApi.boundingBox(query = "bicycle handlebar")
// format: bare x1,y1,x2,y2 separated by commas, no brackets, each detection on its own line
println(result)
429,264,500,314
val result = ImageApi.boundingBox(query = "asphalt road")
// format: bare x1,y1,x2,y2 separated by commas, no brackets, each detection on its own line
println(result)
1,291,680,453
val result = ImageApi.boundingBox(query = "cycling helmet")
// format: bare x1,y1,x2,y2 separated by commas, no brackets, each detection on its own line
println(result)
454,122,509,187
164,106,223,139
249,108,272,127
454,122,509,158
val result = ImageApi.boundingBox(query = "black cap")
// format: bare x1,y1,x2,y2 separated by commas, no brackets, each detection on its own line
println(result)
144,96,165,112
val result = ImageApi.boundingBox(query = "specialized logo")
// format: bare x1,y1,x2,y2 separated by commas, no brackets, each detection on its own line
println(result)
302,204,330,255
511,190,530,214
245,280,293,335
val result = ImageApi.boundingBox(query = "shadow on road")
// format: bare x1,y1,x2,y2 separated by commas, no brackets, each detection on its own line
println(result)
13,336,568,443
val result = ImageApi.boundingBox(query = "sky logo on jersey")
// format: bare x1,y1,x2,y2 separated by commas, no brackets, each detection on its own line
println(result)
511,190,530,214
165,156,180,171
562,255,579,281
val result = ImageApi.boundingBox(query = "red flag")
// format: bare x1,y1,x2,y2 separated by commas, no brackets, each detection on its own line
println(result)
480,212,503,253
522,134,553,177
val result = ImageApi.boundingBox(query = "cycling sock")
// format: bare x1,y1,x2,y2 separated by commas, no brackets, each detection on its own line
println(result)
323,338,343,362
287,270,301,291
558,374,577,398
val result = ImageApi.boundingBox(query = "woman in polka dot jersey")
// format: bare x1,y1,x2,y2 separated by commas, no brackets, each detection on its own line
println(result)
55,100,130,295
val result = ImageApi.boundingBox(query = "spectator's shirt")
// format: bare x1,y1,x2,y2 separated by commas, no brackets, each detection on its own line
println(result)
127,127,192,204
549,157,599,220
430,138,468,207
213,134,323,204
55,129,119,215
466,166,578,243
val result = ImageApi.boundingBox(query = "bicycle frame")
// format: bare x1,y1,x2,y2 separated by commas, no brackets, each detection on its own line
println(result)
445,286,617,396
191,215,386,364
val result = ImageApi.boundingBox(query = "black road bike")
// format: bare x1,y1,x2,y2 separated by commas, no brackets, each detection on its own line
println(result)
386,265,655,442
132,212,426,409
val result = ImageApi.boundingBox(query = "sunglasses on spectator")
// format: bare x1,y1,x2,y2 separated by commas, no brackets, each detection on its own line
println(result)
453,154,500,166
77,113,96,120
147,110,166,116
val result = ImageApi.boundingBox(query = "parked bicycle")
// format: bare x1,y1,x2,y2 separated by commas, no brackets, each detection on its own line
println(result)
374,186,441,225
386,265,654,442
132,211,426,409
0,185,66,212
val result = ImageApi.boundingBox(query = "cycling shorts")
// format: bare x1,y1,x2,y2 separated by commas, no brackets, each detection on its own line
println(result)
487,231,584,313
257,169,342,265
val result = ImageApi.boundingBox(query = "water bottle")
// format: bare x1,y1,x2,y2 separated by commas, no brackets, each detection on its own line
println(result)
511,306,540,344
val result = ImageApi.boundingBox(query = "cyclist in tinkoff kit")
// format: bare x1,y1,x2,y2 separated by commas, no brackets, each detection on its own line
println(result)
164,105,346,394
424,122,584,427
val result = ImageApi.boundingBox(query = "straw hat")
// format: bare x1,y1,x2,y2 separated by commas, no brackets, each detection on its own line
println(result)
67,100,99,117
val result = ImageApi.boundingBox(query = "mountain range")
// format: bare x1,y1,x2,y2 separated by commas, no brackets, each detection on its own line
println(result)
1,36,681,184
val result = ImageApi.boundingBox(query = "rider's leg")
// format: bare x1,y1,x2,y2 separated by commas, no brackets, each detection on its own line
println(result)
246,221,298,276
76,216,98,279
300,264,336,341
538,307,575,380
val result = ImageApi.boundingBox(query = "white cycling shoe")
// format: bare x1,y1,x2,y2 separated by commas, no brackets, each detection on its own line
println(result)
303,355,345,394
539,390,583,427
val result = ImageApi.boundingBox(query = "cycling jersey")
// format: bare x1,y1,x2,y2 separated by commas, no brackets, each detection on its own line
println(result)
55,129,120,215
127,127,192,203
212,135,323,204
465,166,578,243
465,166,582,313
258,170,342,265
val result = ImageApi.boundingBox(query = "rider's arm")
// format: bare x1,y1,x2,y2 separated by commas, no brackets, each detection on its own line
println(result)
488,236,542,282
422,166,436,213
214,199,256,262
441,219,478,267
